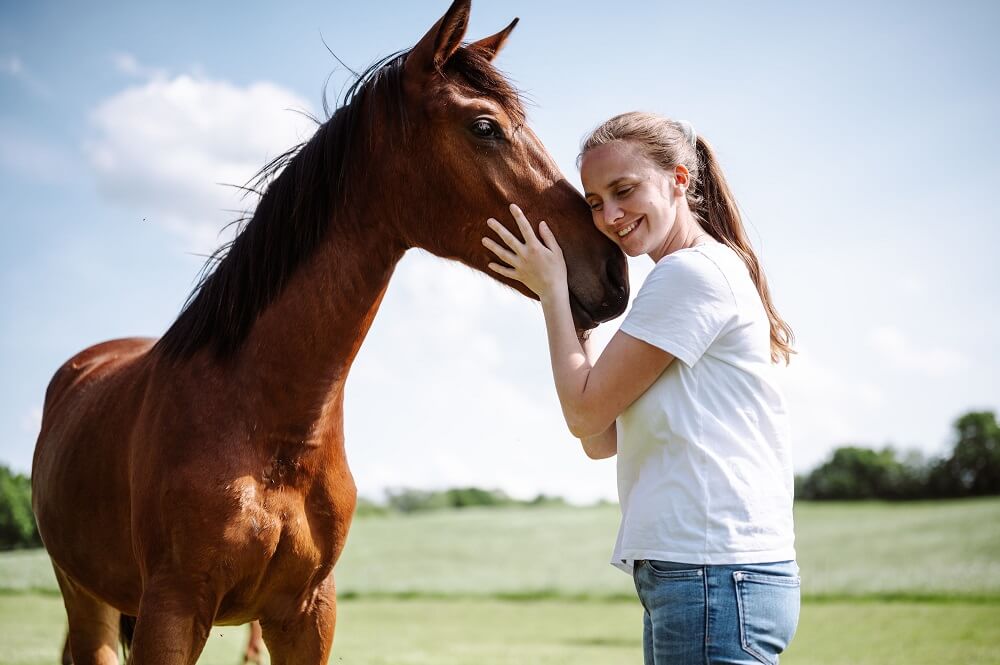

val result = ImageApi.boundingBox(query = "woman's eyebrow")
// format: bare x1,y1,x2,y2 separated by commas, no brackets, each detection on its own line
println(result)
606,176,639,190
585,175,642,198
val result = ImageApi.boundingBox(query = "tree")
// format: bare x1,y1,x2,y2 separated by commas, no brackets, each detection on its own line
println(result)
928,411,1000,497
0,465,40,549
798,446,924,500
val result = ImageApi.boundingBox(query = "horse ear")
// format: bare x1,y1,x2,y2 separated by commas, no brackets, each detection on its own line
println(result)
468,18,519,62
406,0,471,77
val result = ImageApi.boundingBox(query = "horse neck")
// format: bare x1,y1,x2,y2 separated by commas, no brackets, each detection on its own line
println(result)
233,211,405,438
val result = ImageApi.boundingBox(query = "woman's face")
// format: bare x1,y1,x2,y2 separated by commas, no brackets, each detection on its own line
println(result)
580,140,683,260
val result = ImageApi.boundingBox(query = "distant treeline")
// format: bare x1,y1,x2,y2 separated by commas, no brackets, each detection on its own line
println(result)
796,411,1000,500
2,410,997,548
356,487,568,517
0,466,40,550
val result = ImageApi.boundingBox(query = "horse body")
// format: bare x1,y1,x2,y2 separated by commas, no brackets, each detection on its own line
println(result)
34,2,628,662
36,218,400,637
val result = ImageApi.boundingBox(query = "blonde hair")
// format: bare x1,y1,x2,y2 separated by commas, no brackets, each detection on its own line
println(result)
581,112,795,364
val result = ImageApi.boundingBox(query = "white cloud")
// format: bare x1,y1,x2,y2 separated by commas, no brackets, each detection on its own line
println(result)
84,68,317,252
868,325,968,377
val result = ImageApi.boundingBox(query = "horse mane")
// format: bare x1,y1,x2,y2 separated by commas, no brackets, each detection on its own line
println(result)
154,46,524,361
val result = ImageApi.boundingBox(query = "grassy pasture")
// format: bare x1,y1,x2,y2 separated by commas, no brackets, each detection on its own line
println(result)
3,594,999,665
1,498,998,663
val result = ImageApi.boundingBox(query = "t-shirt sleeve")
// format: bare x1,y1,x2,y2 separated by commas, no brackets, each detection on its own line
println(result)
619,252,736,367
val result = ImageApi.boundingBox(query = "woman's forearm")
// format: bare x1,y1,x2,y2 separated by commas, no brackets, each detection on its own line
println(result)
540,290,596,437
480,204,620,438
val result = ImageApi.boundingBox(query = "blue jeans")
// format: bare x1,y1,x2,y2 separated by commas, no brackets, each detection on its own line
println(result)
632,559,800,665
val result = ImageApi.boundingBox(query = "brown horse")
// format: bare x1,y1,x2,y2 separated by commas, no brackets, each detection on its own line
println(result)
32,1,628,663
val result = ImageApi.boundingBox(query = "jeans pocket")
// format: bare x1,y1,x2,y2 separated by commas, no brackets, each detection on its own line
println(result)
643,559,704,580
733,571,801,665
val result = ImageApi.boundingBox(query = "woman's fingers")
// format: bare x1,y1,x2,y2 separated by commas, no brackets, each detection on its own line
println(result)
486,217,523,250
487,262,520,280
481,237,518,266
483,209,567,296
508,203,538,245
538,221,562,255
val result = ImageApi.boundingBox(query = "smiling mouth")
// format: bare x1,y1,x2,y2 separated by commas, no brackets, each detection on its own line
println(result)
617,217,642,238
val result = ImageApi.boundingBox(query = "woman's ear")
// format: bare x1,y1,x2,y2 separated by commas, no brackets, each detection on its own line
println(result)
673,164,691,193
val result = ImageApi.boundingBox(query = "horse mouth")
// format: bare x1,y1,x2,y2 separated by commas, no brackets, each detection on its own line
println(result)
568,291,597,331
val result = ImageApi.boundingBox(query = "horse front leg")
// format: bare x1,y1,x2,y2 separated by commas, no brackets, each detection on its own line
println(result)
127,580,216,665
54,565,121,665
260,574,336,665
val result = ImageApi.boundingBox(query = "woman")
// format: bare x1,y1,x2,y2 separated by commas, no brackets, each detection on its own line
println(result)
482,112,799,664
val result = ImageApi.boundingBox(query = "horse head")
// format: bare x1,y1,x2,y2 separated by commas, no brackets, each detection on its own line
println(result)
393,0,628,328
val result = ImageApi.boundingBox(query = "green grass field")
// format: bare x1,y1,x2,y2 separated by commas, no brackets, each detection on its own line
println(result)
2,498,999,664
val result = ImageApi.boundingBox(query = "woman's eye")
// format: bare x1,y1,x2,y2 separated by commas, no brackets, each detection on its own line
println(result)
471,118,500,139
617,186,634,197
589,202,603,212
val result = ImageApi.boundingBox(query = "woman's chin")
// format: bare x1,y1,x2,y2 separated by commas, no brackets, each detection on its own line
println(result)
620,243,646,258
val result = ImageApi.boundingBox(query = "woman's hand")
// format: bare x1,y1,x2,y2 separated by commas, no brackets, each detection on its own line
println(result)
482,203,567,300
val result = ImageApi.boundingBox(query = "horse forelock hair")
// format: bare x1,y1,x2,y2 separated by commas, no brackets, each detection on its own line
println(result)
444,48,526,128
154,45,522,362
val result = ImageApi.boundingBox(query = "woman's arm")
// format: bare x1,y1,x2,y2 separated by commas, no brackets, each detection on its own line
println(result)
484,205,675,439
541,298,674,437
581,423,617,459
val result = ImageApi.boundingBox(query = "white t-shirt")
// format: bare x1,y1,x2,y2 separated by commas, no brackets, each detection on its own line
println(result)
611,241,796,574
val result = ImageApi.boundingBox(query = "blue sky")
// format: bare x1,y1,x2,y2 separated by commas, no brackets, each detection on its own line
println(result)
1,1,997,502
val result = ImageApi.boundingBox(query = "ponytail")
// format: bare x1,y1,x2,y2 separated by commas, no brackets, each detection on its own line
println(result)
693,136,795,364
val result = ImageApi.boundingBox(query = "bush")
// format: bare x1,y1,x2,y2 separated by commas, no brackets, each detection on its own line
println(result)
0,465,40,549
354,497,390,517
527,493,567,508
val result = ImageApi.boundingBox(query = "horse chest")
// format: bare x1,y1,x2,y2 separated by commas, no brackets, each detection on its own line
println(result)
216,437,355,612
252,466,353,578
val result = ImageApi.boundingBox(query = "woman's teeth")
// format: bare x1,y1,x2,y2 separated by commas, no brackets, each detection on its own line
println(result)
617,219,640,237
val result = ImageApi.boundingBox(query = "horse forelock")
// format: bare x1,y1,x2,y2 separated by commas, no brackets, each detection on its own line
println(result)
443,47,526,129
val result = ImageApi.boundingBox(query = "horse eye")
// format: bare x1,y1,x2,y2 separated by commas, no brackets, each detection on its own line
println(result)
471,118,500,139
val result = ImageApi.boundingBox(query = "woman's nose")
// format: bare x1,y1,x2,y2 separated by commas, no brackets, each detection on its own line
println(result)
604,204,624,227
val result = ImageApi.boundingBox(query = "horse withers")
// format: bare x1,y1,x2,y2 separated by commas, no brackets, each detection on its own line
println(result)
32,1,628,663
